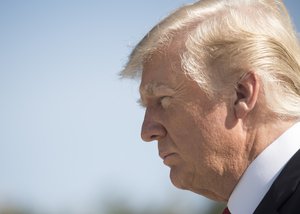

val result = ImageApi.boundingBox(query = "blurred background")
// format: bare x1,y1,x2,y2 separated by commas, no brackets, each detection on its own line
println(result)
0,0,299,213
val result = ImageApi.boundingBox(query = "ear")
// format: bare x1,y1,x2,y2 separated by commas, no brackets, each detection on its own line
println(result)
234,72,260,119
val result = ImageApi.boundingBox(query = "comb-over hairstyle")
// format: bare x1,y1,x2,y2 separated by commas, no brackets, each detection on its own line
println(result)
121,0,300,118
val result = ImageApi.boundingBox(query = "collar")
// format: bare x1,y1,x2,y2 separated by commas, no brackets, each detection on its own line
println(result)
228,122,300,214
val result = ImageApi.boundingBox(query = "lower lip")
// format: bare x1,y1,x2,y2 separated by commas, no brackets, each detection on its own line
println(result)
163,153,176,165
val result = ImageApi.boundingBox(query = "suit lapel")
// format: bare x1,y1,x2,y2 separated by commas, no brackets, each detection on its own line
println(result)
254,149,300,213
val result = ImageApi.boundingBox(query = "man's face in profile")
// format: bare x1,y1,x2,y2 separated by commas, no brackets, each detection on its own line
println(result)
138,45,246,201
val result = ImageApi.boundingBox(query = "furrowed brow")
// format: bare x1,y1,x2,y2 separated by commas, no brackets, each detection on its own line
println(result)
138,82,175,108
139,82,175,97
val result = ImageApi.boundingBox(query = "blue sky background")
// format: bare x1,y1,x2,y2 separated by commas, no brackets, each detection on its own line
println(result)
0,0,299,213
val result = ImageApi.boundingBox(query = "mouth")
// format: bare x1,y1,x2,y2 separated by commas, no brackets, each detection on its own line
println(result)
159,151,176,161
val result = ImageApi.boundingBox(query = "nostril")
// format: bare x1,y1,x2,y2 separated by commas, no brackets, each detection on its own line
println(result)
150,135,159,140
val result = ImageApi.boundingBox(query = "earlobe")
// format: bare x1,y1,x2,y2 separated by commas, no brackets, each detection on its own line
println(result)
234,72,260,119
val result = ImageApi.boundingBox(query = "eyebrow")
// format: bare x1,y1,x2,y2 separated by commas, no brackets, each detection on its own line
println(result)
138,82,175,107
139,82,176,97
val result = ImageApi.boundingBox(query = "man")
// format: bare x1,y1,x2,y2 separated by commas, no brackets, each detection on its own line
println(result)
121,0,300,213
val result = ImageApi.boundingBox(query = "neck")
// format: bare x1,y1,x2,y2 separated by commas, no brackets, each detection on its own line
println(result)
223,118,297,202
246,118,297,163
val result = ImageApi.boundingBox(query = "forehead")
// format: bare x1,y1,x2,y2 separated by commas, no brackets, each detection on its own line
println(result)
139,53,180,97
140,43,183,84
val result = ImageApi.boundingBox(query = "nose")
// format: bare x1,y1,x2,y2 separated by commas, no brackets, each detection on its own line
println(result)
141,109,167,142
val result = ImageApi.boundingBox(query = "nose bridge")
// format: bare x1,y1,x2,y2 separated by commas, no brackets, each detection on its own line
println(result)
141,107,166,142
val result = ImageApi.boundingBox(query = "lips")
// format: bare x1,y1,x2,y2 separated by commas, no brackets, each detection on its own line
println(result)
159,151,176,160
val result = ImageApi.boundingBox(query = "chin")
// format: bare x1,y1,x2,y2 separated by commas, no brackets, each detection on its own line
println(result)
169,166,192,190
170,176,188,190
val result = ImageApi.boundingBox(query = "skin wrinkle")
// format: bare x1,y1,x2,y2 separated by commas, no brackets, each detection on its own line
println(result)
139,83,176,108
141,83,176,97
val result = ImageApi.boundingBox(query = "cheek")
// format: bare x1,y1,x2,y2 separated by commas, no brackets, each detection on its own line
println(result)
169,101,232,163
176,111,231,172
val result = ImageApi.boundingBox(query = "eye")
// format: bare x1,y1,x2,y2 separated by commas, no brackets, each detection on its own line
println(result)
160,96,171,108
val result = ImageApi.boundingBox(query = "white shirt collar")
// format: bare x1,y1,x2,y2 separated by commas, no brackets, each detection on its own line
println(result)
228,122,300,214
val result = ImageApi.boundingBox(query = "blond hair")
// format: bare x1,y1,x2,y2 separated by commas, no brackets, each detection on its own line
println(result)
121,0,300,118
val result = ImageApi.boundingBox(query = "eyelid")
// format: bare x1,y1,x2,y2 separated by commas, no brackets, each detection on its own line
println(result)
137,95,172,108
160,96,172,108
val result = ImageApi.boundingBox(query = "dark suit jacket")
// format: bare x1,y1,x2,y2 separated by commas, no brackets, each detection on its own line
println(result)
254,149,300,214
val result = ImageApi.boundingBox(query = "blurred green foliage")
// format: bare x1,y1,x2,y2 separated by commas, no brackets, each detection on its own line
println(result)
0,199,226,214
